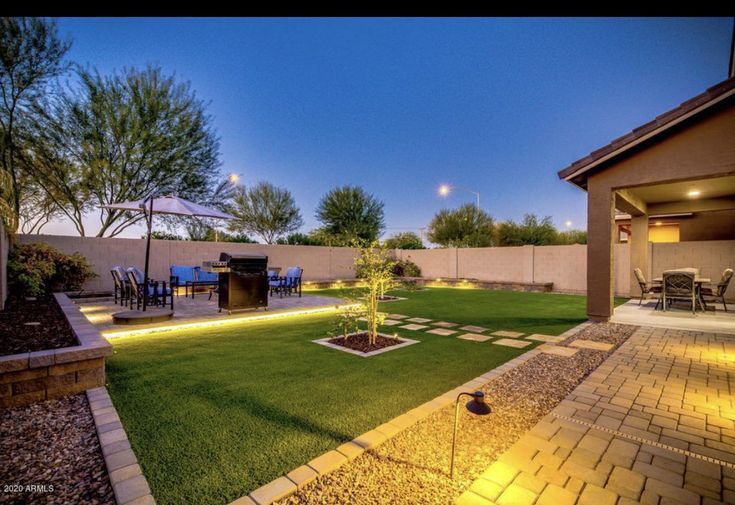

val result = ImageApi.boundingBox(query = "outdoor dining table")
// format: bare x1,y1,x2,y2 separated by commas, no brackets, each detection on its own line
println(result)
652,275,711,311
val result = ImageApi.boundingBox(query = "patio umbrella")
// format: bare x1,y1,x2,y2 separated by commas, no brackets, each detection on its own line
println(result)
102,194,235,311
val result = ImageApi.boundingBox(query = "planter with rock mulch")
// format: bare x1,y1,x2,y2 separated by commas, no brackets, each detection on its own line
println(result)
314,332,419,357
0,293,112,409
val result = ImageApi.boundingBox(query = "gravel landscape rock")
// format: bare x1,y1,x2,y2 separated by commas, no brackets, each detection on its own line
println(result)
0,394,113,505
281,322,637,505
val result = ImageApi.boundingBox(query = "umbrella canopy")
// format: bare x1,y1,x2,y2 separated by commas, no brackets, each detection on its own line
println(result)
101,194,235,312
102,194,234,219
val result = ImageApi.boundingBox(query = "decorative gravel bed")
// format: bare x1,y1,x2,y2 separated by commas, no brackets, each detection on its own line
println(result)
281,322,638,505
0,394,114,505
0,296,77,356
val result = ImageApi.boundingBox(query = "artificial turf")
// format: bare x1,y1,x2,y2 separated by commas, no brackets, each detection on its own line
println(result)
106,288,609,504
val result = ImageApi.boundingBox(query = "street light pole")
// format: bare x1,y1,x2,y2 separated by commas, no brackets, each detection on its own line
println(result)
438,184,480,209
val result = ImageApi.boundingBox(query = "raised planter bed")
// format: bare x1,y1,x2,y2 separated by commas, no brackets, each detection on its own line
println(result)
0,293,112,409
405,277,554,293
313,332,419,357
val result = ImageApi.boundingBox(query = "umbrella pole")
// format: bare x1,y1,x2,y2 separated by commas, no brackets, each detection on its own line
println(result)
142,198,154,311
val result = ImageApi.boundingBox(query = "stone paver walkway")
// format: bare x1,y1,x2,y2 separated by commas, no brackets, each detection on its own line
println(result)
458,326,735,505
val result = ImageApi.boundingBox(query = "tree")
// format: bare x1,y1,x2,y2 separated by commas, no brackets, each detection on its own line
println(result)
176,178,237,241
497,214,558,246
0,17,71,233
27,65,221,237
353,241,396,345
315,185,384,246
383,231,424,250
276,232,323,246
427,204,496,247
227,181,303,244
555,229,587,245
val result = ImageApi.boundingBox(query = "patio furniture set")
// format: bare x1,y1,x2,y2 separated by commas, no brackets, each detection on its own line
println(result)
635,267,733,314
109,263,304,311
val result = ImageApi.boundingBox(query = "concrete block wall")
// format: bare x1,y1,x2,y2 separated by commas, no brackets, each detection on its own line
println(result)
13,234,731,300
0,222,7,307
17,235,360,293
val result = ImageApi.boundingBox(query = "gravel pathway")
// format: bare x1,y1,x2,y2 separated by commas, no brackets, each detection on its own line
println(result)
281,322,637,505
0,394,114,505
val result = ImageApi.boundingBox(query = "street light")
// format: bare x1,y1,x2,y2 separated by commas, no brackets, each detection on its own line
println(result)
438,184,480,209
450,390,492,479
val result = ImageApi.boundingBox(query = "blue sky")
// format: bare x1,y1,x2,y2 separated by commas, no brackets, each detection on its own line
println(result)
44,17,733,240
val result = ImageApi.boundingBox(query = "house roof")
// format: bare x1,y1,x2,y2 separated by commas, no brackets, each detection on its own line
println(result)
557,76,735,189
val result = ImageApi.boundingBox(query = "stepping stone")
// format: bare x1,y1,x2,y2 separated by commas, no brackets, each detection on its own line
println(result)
387,314,408,319
458,333,492,342
381,319,402,326
400,324,429,331
492,338,532,348
426,328,458,336
541,346,579,357
491,330,523,338
406,317,432,323
569,339,614,351
526,334,565,343
432,321,459,328
460,325,488,333
357,317,368,321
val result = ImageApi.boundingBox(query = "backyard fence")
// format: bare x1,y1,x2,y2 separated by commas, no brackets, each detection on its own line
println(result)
14,234,735,300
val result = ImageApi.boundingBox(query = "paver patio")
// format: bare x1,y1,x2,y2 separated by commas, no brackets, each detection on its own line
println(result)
78,293,345,335
458,325,735,505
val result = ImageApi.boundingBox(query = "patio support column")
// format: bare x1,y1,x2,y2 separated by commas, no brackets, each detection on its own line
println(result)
630,214,650,297
587,183,615,322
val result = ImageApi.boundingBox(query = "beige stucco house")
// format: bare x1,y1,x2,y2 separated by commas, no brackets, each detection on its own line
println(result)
558,76,735,321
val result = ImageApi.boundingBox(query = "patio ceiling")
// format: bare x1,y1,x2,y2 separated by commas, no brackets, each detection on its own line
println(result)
622,174,735,204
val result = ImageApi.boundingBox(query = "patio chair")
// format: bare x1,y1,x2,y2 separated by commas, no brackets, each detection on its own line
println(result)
170,265,197,297
125,269,173,310
662,271,702,314
193,267,219,299
111,266,130,306
633,268,662,306
701,268,733,312
281,267,303,298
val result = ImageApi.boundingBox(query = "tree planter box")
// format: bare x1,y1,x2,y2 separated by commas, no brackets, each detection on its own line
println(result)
0,293,112,409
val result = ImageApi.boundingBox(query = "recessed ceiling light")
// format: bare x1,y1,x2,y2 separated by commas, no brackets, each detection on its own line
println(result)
655,221,663,226
687,190,701,197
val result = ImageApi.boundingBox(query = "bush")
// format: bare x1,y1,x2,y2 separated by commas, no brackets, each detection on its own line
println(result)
392,259,421,277
7,243,97,297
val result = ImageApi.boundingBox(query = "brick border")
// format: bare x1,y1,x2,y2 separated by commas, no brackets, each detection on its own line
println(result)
0,293,113,408
87,387,156,505
232,321,591,505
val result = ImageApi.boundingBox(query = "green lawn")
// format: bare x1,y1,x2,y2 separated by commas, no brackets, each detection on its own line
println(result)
106,288,610,504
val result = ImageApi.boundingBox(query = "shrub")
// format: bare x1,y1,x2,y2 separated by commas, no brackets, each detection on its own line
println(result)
392,259,421,277
7,243,97,297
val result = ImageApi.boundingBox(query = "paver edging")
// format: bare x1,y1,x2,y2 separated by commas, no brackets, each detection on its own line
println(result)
87,387,156,505
234,321,593,505
312,335,420,357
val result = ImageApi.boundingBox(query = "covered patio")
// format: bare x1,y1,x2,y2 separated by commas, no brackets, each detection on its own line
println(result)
558,76,735,324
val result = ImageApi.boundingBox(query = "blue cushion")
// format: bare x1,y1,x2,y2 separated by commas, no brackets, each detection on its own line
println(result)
147,285,172,296
285,267,302,279
195,267,218,282
171,265,196,284
269,280,282,287
127,267,144,284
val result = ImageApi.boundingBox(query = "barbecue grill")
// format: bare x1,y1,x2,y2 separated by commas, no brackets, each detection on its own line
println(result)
216,252,268,313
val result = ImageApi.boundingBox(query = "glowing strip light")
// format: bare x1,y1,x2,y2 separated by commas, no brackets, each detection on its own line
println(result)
102,303,360,339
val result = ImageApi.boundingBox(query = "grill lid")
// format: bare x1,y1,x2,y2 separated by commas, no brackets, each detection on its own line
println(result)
219,252,268,262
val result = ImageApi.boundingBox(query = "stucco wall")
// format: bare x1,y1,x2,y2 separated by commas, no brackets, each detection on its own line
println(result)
651,240,735,300
17,235,359,293
14,235,730,300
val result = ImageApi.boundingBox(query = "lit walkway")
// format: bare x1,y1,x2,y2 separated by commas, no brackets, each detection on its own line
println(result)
458,325,735,505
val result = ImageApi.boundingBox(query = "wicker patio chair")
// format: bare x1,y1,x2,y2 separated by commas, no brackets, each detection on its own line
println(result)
701,268,733,312
662,271,702,314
